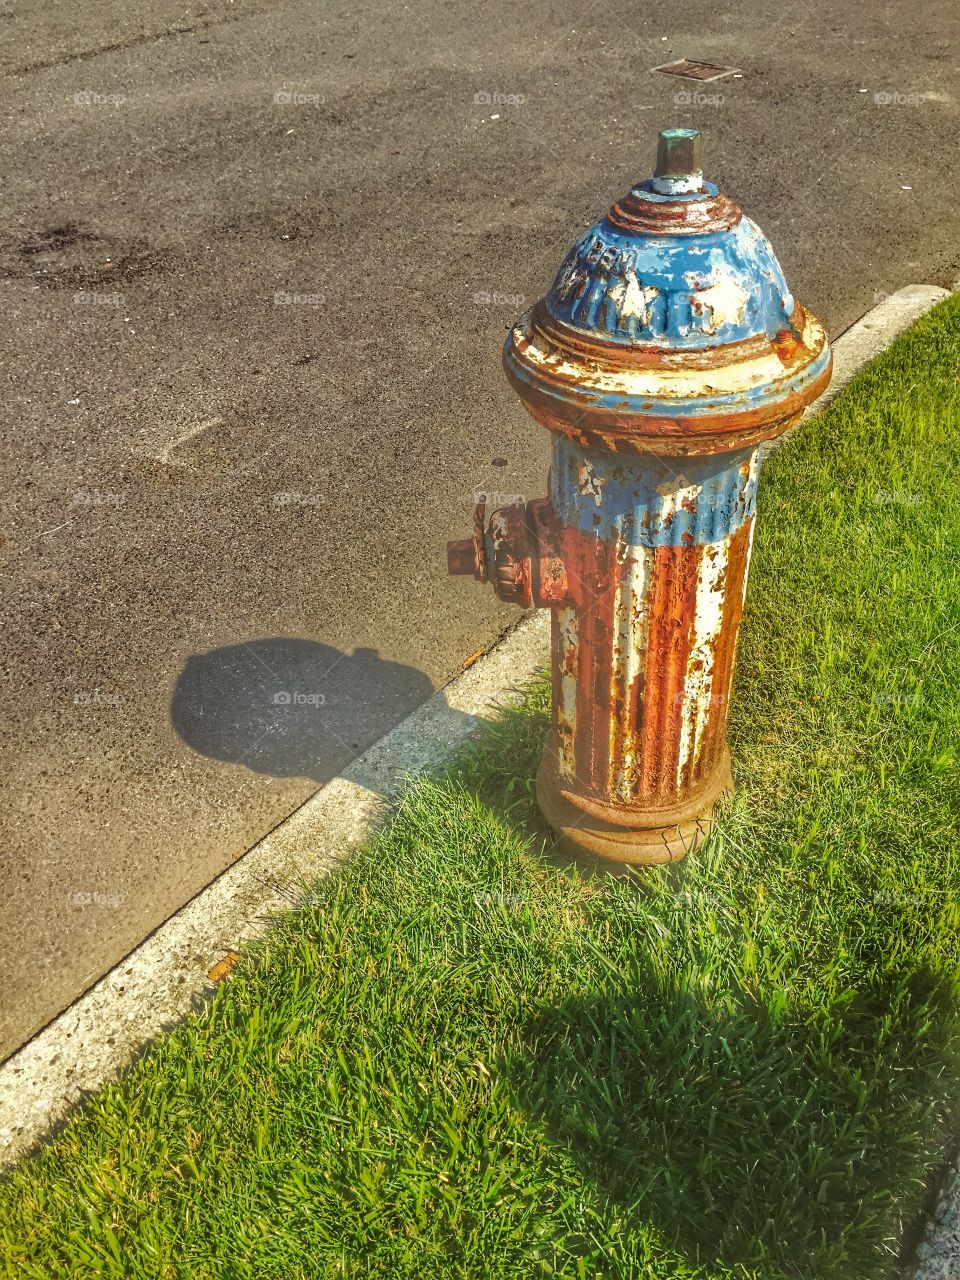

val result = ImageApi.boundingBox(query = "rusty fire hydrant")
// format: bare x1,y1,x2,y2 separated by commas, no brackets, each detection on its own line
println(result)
448,128,831,865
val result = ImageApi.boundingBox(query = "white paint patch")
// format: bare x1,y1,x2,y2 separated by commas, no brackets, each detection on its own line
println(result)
555,606,580,778
517,312,817,400
576,459,604,505
739,517,756,610
739,444,761,492
609,542,653,800
689,271,750,334
676,535,730,786
655,476,703,523
608,269,658,326
651,171,704,196
554,259,585,302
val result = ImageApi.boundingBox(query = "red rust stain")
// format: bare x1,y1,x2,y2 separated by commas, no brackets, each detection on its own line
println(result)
772,327,804,365
502,338,832,457
635,544,701,802
607,543,647,797
528,499,569,606
545,520,755,813
557,527,619,796
489,502,537,607
609,188,741,236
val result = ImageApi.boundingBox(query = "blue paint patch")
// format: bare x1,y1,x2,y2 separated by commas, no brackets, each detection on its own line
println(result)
550,438,760,547
544,183,794,350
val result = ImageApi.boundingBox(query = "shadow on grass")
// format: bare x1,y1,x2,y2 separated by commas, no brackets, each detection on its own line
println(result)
504,958,959,1278
448,691,957,1280
445,677,960,1275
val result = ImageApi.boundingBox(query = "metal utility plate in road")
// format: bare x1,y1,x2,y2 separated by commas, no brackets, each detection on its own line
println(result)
651,59,741,82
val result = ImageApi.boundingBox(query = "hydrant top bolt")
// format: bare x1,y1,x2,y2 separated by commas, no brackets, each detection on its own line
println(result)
652,126,703,196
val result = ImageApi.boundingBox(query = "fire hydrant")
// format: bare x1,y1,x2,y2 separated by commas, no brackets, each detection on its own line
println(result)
448,128,831,865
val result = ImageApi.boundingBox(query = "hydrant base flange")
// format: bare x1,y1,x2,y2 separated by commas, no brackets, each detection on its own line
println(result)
536,746,734,866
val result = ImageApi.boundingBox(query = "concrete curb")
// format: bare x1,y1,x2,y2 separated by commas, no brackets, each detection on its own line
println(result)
916,1167,960,1280
0,282,951,1172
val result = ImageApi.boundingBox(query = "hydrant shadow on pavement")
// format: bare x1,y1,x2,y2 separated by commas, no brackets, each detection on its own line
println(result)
170,637,465,790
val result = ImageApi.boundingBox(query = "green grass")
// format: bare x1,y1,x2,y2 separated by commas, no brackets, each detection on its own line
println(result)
3,294,960,1279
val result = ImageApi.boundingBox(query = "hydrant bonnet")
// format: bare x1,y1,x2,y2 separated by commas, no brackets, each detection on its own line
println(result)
503,128,831,455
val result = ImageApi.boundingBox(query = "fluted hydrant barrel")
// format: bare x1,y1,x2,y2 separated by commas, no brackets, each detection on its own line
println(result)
449,129,831,865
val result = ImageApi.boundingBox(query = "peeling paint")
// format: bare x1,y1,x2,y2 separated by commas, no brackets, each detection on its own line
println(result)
576,460,604,505
689,271,750,334
450,134,831,863
510,305,828,407
554,606,580,778
675,534,730,785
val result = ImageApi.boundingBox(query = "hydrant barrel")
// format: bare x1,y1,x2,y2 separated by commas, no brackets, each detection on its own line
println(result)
449,129,831,865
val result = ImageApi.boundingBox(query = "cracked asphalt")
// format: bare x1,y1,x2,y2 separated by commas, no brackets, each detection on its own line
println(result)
1,0,958,1057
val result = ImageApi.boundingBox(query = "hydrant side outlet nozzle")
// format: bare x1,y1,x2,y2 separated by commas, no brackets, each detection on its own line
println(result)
448,128,831,867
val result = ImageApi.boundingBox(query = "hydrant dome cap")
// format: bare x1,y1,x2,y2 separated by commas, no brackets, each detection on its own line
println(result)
503,139,832,455
543,198,795,351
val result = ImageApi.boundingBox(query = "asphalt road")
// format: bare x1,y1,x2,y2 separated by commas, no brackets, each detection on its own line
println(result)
1,0,958,1059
